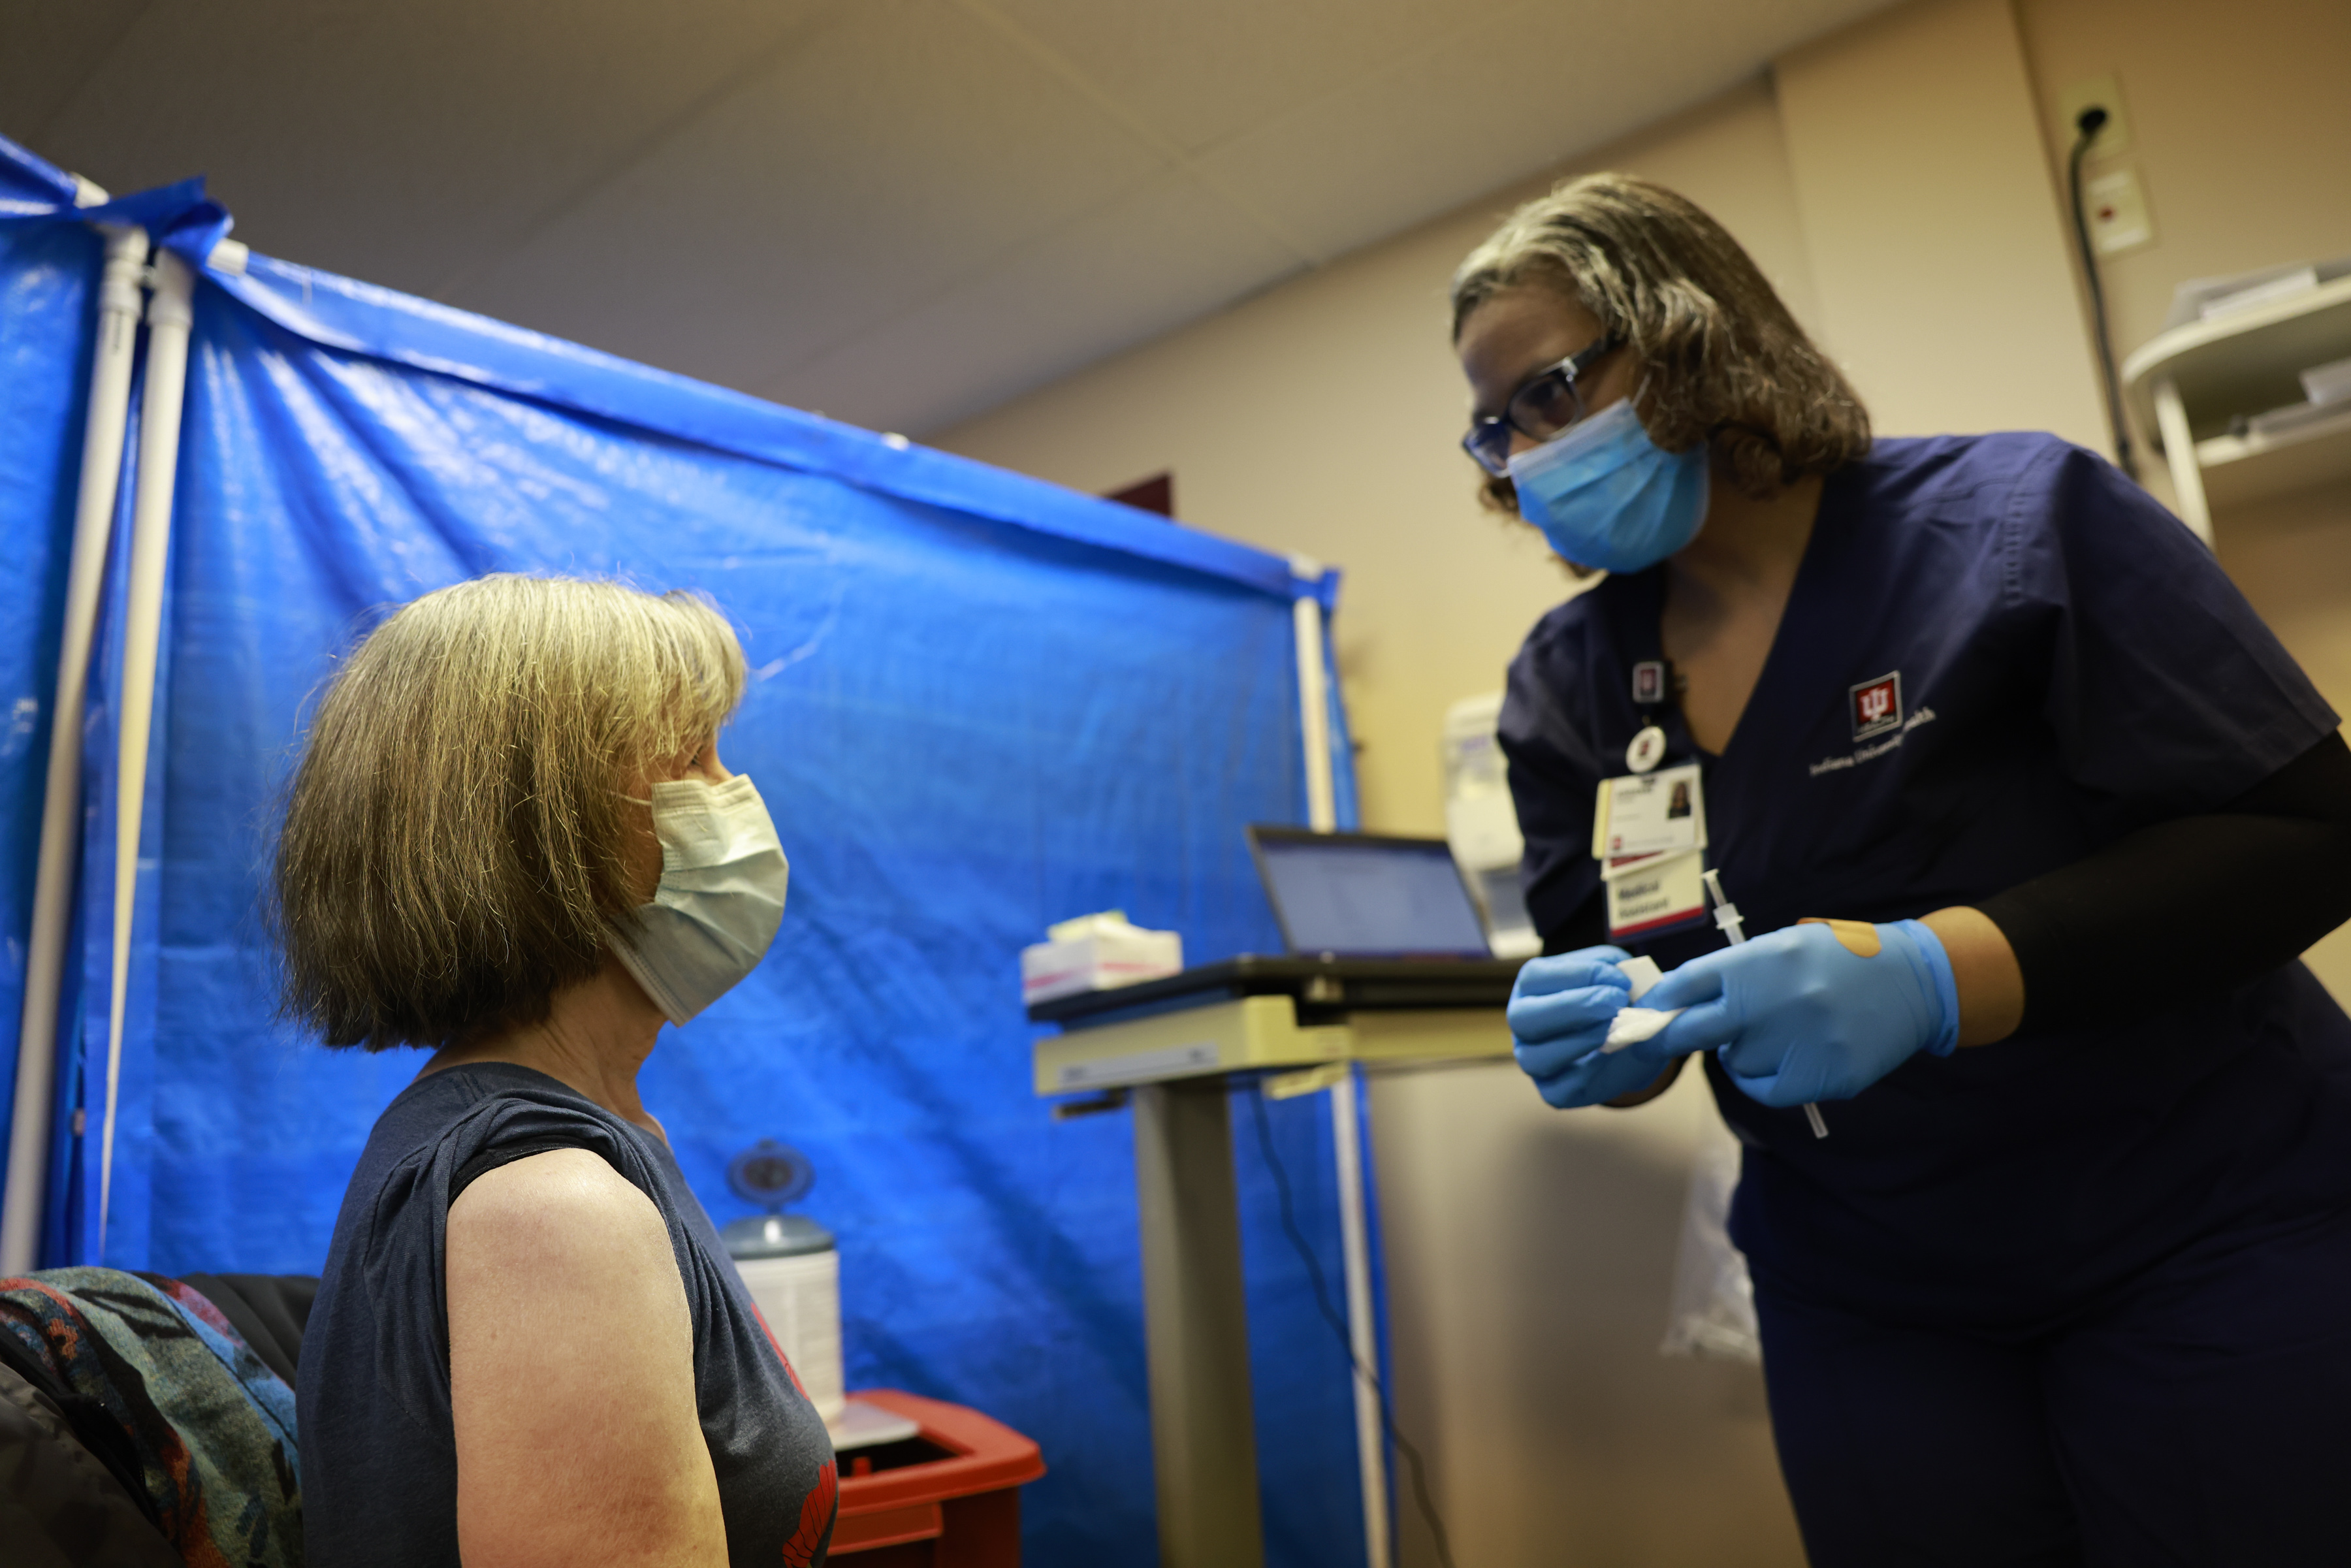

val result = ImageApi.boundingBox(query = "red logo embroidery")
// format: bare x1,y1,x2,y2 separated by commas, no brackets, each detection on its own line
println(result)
782,1458,838,1566
1849,672,1902,740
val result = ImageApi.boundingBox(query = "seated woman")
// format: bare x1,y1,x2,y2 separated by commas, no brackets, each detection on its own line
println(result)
284,575,836,1567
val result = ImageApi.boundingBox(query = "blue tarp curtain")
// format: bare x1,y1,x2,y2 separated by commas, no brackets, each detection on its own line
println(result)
0,138,1377,1567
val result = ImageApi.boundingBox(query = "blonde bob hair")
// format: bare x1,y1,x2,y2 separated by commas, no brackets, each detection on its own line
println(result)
274,574,746,1051
1450,172,1870,511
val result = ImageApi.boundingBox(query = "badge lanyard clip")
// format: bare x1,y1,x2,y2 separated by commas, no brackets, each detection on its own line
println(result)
1598,660,1706,941
1625,660,1669,774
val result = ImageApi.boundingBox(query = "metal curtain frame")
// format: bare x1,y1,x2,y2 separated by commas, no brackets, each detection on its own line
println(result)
0,193,205,1273
1,193,145,1273
1291,554,1393,1568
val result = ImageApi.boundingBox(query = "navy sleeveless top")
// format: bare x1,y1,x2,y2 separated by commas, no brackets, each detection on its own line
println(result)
298,1062,837,1565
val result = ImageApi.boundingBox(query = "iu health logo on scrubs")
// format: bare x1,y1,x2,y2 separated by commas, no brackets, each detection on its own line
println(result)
1850,671,1903,741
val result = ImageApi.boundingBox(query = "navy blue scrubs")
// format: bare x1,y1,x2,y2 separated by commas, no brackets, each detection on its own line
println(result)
1501,434,2351,1564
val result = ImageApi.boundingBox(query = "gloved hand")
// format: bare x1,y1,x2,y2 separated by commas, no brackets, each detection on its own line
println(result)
1629,919,1960,1106
1509,945,1667,1108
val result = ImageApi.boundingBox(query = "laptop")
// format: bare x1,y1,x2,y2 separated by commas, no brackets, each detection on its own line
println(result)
1247,826,1494,958
1027,825,1526,1026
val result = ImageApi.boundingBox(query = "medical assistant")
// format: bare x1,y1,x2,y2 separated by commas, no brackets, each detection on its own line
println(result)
1501,433,2351,1554
1503,428,2351,1304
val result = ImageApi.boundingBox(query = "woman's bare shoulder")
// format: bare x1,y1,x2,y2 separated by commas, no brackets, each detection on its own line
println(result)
445,1150,722,1566
447,1148,672,1286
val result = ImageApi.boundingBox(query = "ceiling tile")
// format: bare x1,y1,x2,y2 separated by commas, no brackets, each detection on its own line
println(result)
1190,0,1893,264
970,0,1522,155
757,168,1303,435
13,0,1906,440
31,0,848,294
444,0,1174,397
1,0,151,150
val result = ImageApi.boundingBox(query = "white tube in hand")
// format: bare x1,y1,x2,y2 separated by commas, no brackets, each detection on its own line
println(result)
1603,1006,1682,1051
1603,955,1684,1053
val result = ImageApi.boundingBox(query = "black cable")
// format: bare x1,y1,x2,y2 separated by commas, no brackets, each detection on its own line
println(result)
2068,107,2139,481
1248,1083,1458,1568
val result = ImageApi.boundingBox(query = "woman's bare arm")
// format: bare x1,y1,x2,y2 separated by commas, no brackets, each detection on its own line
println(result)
448,1149,726,1568
1921,905,2026,1047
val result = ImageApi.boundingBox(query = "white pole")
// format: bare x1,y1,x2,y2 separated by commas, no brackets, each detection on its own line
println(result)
2151,376,2213,548
1288,557,1391,1568
1,221,150,1275
1291,575,1336,835
97,249,196,1256
1328,1067,1390,1568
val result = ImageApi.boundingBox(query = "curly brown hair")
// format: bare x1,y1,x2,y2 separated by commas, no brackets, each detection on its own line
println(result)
1451,172,1870,513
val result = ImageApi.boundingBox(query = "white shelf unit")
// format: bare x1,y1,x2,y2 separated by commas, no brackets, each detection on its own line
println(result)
2120,274,2351,544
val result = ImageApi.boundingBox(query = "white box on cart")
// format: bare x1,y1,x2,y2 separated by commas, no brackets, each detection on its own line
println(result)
1020,914,1183,1005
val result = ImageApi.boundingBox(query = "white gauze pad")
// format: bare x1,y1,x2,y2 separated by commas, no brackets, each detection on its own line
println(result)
1603,955,1684,1053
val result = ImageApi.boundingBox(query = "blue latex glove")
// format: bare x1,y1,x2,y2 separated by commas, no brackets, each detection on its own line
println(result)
1629,919,1960,1106
1508,945,1667,1108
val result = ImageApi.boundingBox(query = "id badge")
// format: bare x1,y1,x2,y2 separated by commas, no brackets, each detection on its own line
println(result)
1593,761,1708,940
1591,762,1706,859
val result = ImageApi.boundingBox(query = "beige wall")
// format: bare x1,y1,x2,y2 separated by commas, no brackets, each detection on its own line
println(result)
1368,1059,1800,1567
949,78,1822,1568
2019,0,2351,388
1778,0,2109,447
2214,476,2351,989
942,0,2351,833
942,75,1820,841
2013,0,2351,989
942,1,2351,1563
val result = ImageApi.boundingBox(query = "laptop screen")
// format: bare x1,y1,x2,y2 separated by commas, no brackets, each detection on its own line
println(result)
1249,828,1493,958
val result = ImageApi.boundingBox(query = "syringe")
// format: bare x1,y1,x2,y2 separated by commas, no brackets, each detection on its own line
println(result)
1703,869,1829,1140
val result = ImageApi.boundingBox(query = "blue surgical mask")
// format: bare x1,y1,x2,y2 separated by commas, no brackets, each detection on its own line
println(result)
1505,398,1709,573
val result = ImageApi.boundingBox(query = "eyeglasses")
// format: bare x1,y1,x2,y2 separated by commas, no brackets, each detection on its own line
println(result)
1461,334,1622,477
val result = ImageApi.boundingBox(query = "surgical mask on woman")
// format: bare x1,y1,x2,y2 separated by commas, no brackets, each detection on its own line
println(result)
1506,396,1710,574
610,773,789,1024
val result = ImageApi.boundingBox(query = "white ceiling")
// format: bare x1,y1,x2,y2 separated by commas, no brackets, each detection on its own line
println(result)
7,0,1893,438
